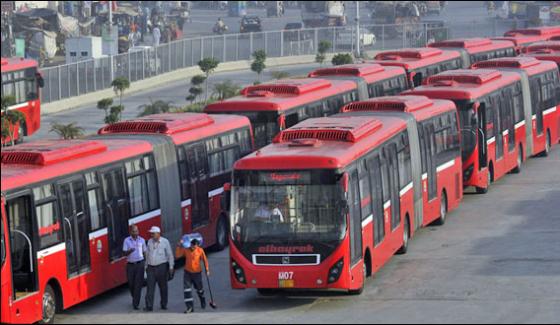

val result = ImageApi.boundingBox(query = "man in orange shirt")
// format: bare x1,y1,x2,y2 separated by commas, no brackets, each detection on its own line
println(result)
175,238,209,313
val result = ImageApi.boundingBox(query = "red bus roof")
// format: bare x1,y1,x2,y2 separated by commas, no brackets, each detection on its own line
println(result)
97,113,251,145
1,139,152,190
234,115,407,170
428,38,514,54
340,95,456,122
308,63,406,83
504,26,560,38
492,35,545,47
471,57,558,77
524,41,560,53
403,69,521,101
1,57,38,73
370,48,461,71
204,78,357,113
521,52,560,66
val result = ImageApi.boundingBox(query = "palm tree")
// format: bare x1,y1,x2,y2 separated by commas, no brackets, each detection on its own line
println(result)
49,122,84,139
270,71,290,80
111,77,130,106
137,99,175,117
212,80,241,101
198,57,220,103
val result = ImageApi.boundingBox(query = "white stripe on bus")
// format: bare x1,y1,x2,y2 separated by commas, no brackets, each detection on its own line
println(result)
208,187,224,198
487,137,496,145
88,228,108,240
422,173,428,180
399,182,413,197
543,106,557,116
128,209,161,226
515,120,526,129
436,159,456,173
532,115,537,120
181,199,192,208
383,201,391,210
361,215,373,228
503,130,509,137
7,102,28,111
37,243,66,259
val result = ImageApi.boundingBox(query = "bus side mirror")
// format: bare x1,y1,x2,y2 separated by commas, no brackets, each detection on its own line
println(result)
36,73,45,88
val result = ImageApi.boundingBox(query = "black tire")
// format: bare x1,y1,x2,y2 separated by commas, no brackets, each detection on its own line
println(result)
39,285,57,324
396,217,410,255
511,146,523,174
542,131,551,157
476,167,492,194
433,192,447,226
214,216,228,251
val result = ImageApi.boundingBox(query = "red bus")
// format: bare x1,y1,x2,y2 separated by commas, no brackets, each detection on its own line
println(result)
404,69,525,193
492,35,547,54
504,26,560,40
522,41,560,68
428,38,516,68
204,78,359,148
0,113,252,324
472,57,559,157
308,63,409,100
228,106,459,294
340,95,463,227
369,47,463,88
1,57,44,144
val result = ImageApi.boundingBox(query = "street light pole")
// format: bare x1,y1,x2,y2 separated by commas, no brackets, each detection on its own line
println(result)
355,1,360,58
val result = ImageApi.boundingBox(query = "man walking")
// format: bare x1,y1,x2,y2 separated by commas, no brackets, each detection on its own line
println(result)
175,238,210,313
123,225,146,310
144,226,174,312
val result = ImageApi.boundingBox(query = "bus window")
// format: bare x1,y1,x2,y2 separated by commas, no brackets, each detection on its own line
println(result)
101,166,130,261
368,154,385,246
349,170,363,264
85,172,106,231
33,184,62,249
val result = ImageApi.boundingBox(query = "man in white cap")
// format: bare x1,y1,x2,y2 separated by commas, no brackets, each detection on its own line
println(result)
144,226,174,312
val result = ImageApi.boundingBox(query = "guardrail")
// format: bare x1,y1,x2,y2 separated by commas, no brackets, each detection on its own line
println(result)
38,18,532,104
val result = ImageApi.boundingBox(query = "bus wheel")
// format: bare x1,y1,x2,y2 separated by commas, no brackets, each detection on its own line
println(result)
476,167,492,194
397,216,410,255
434,192,447,226
214,216,228,251
512,145,523,174
40,285,56,324
348,263,366,295
542,131,551,157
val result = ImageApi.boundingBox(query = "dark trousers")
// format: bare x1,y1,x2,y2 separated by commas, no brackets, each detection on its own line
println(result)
145,263,169,309
126,260,145,308
183,271,205,310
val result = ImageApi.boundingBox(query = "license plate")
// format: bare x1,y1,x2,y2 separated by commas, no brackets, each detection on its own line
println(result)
279,279,294,288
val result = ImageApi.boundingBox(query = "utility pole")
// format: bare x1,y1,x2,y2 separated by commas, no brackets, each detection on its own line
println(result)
355,1,360,58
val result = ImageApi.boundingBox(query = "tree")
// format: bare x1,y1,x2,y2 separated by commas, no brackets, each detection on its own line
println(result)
198,57,220,102
332,53,354,66
187,74,206,104
251,50,267,82
1,95,26,146
212,80,241,100
138,99,175,117
105,105,125,124
316,40,332,65
111,77,130,106
270,70,290,80
97,98,114,121
49,122,84,139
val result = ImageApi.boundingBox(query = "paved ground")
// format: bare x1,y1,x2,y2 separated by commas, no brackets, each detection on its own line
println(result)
54,147,560,324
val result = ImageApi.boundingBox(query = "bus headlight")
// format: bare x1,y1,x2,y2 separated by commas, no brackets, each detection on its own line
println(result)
328,258,344,284
231,259,246,284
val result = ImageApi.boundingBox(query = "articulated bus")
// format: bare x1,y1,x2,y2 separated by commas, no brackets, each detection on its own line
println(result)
204,78,358,148
472,57,559,157
1,57,44,144
428,38,516,68
404,69,527,193
229,101,461,294
0,113,252,324
369,48,463,88
492,35,548,54
522,41,560,69
504,26,560,40
340,95,463,228
307,63,409,100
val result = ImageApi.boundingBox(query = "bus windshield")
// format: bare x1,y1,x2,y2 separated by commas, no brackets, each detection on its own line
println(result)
230,170,347,246
238,112,280,148
456,100,477,161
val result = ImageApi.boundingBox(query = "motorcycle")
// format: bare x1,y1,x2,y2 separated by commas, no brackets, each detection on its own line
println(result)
213,23,229,34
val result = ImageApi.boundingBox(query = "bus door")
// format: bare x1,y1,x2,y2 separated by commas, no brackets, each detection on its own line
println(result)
477,103,488,170
532,78,544,136
101,167,130,262
186,142,210,229
348,170,363,265
424,123,438,201
6,193,38,299
492,95,504,161
57,177,91,276
384,144,401,231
